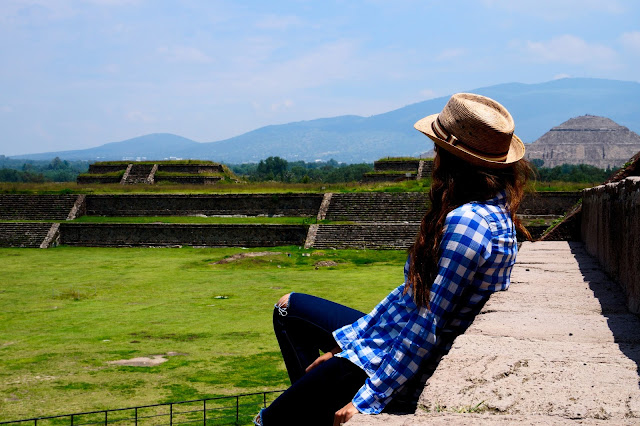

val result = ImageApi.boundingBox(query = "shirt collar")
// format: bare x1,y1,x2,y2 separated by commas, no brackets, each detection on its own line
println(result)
483,190,508,206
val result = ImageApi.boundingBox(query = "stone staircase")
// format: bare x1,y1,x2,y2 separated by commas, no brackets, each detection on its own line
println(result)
121,164,156,184
324,193,428,223
0,195,79,220
0,222,54,247
311,223,419,250
310,193,427,249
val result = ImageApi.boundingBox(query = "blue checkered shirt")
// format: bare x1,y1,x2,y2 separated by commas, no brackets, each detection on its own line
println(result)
332,191,518,414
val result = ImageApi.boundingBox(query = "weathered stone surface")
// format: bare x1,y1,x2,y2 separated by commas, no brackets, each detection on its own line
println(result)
0,194,80,220
582,177,640,314
0,222,54,247
59,223,309,247
347,242,640,425
348,413,640,425
84,193,323,217
526,115,640,169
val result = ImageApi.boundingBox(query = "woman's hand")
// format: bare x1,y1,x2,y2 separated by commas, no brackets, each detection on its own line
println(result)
305,346,340,373
333,402,359,426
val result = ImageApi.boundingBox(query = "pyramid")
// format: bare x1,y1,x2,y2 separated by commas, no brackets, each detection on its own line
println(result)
525,115,640,169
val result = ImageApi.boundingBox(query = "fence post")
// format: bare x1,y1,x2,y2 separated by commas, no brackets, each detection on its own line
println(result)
104,410,107,425
203,400,206,425
135,407,138,425
236,396,239,424
170,404,173,426
71,415,74,426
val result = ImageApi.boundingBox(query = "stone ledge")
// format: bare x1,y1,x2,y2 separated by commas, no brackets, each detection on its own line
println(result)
348,413,640,425
346,242,640,424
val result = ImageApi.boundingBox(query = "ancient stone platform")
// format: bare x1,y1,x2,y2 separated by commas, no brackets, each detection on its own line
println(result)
348,241,640,425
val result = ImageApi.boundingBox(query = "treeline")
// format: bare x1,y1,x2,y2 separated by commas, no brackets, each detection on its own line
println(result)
530,160,618,183
0,154,621,185
0,156,89,182
230,157,373,183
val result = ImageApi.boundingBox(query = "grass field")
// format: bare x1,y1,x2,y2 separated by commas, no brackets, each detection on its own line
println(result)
0,180,432,195
0,178,598,196
0,246,406,422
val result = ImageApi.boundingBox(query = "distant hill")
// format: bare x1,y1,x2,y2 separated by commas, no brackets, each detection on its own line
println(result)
11,78,640,164
15,133,202,162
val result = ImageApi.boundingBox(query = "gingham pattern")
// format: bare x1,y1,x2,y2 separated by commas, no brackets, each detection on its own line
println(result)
333,191,517,414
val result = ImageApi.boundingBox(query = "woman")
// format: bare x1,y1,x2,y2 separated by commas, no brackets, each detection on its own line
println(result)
254,93,532,426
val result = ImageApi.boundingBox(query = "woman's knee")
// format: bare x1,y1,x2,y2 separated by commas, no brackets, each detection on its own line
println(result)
274,293,292,317
277,293,291,309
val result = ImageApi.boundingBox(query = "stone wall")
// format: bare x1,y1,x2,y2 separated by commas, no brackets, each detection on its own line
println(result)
0,222,53,247
154,176,222,185
581,177,640,314
59,223,308,247
157,164,223,173
374,160,421,172
519,192,582,216
76,176,122,184
361,172,415,183
312,224,419,250
0,195,80,220
324,192,428,223
84,194,323,217
87,164,128,174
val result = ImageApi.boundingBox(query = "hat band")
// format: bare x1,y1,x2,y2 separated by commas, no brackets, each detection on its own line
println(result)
432,117,509,162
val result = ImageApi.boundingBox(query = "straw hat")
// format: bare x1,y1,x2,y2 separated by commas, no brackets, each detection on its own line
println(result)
414,93,525,168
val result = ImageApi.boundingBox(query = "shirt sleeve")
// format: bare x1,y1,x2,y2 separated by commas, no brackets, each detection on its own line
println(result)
351,208,494,414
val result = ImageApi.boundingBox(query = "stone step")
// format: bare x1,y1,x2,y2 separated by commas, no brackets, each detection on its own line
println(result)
0,195,78,220
324,193,429,223
312,224,419,249
122,164,156,184
0,222,53,247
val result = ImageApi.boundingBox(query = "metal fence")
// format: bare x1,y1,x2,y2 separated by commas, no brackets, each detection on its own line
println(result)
0,391,284,426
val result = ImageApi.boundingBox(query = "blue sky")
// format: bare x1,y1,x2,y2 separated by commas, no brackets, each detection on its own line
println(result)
1,0,639,156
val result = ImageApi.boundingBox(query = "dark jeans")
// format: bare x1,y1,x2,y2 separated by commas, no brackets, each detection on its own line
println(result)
261,293,367,426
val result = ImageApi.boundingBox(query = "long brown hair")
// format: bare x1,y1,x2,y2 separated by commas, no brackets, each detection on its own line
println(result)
406,147,533,308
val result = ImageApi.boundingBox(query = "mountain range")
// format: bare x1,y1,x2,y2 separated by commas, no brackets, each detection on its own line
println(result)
11,78,640,164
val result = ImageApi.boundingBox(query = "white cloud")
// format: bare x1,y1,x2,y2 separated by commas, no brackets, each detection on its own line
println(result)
84,0,141,5
1,0,138,23
419,89,437,99
126,111,156,123
255,14,303,30
0,0,76,22
232,39,361,93
270,99,295,112
620,31,640,53
156,46,213,64
103,64,120,74
435,48,466,62
553,73,572,80
521,35,618,67
481,0,624,19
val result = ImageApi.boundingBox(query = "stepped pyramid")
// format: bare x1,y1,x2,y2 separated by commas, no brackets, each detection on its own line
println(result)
526,115,640,169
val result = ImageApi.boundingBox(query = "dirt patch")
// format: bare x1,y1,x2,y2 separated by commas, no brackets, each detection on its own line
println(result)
211,251,282,264
107,352,186,367
314,260,339,268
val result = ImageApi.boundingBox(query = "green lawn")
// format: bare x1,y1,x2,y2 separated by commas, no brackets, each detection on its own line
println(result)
0,178,597,195
0,179,433,195
0,246,406,421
